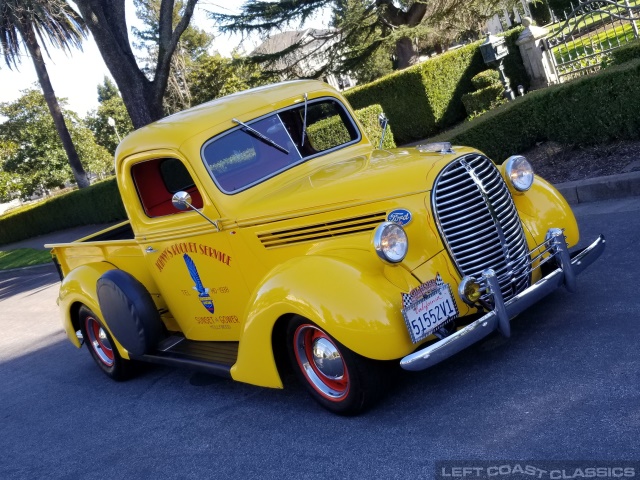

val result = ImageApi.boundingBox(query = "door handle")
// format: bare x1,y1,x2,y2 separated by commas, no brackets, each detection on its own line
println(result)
145,246,158,253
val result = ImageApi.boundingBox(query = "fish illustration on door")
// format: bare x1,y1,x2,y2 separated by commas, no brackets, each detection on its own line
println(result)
183,253,214,313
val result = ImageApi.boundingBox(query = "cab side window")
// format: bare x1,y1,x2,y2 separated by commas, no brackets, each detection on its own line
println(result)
132,158,203,217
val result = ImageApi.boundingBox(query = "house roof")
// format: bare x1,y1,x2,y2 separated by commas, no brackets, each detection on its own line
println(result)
251,28,336,76
252,29,333,56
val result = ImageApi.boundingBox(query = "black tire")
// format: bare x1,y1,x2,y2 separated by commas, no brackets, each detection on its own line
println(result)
287,316,386,415
96,269,164,356
79,306,134,381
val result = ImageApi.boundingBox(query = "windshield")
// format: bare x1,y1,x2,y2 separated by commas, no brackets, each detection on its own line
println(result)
201,97,360,194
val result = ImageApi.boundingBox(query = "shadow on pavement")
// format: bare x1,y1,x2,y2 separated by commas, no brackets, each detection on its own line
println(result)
0,264,59,301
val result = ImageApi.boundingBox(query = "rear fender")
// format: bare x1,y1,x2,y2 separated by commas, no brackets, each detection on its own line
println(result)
231,252,419,388
58,262,130,359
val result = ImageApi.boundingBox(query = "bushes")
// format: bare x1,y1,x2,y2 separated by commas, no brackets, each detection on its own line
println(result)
306,117,352,151
345,65,434,145
0,178,126,245
345,27,528,145
353,104,396,149
530,2,552,26
605,39,640,68
461,70,505,117
462,84,505,118
471,69,501,89
276,104,394,152
432,59,640,162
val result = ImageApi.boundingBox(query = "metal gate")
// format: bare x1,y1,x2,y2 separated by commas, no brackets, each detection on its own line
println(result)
545,0,640,82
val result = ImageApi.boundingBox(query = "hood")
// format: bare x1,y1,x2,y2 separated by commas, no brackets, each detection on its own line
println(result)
229,145,479,224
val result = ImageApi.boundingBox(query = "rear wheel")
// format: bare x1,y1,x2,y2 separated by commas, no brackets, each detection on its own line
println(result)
287,316,386,415
79,306,133,381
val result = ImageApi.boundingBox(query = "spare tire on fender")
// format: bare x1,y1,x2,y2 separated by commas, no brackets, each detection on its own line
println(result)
96,269,164,356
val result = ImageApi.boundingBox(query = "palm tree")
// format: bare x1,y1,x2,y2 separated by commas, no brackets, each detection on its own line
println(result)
0,0,90,188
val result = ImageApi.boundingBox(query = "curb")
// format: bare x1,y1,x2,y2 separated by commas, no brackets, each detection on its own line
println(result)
554,171,640,205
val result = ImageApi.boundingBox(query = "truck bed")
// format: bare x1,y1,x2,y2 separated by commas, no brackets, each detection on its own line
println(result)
46,221,145,279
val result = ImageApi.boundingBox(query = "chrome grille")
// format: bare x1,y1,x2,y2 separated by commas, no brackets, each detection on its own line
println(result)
433,154,531,301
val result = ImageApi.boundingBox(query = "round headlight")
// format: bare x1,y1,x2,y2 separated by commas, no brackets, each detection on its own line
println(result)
373,222,408,264
459,276,482,305
505,155,534,192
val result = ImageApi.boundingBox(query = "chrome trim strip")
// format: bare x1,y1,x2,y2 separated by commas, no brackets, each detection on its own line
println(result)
400,233,605,371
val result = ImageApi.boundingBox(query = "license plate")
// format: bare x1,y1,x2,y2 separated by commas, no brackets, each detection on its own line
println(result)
402,283,458,343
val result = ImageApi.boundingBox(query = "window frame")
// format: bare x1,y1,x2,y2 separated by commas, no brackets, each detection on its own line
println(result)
131,157,203,218
200,96,362,195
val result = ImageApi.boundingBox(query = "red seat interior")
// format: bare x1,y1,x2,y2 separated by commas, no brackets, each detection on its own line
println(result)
132,160,203,217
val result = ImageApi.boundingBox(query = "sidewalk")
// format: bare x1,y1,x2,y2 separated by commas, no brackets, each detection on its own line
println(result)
0,223,118,251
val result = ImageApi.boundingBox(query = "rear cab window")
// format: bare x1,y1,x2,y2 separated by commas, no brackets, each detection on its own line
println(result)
201,97,360,194
131,157,203,217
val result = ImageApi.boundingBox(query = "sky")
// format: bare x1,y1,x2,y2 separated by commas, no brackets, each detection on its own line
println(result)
0,1,284,117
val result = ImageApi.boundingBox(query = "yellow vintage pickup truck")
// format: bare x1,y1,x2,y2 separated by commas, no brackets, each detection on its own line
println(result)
48,80,605,415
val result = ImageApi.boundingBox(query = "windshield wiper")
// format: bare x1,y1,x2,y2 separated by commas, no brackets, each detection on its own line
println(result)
301,93,308,147
232,118,289,154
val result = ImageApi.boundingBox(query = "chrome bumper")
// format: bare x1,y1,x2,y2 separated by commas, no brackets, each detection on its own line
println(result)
400,232,606,371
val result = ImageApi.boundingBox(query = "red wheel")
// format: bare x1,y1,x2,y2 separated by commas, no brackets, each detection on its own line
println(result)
293,324,350,401
79,306,133,381
287,316,386,415
84,314,115,367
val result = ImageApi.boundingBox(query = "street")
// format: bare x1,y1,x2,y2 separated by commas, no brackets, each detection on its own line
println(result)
1,197,639,479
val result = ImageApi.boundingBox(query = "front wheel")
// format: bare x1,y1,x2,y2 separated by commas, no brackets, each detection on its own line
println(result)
79,306,133,381
287,316,386,415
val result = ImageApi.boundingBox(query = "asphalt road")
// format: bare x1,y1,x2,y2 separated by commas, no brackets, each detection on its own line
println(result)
1,197,639,480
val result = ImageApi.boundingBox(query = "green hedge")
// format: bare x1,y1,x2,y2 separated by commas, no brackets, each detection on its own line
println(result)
530,2,552,26
345,65,434,145
345,27,528,145
0,105,394,246
471,69,501,89
306,117,352,151
354,104,396,149
432,58,640,162
606,39,640,67
0,178,126,245
462,84,505,117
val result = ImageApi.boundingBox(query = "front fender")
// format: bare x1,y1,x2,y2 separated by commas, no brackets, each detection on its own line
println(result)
231,251,420,388
510,175,580,248
58,262,130,359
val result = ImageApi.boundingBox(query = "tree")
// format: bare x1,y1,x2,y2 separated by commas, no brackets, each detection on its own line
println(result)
0,89,112,199
188,53,274,106
133,0,212,113
85,79,134,155
97,76,120,103
212,0,520,72
0,0,91,188
0,141,22,203
73,0,199,128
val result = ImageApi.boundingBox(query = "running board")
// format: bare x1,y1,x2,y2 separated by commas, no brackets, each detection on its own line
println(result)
134,334,238,378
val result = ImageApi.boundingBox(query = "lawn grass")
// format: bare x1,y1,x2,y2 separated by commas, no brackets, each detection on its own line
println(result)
547,0,640,36
0,248,53,271
553,23,636,62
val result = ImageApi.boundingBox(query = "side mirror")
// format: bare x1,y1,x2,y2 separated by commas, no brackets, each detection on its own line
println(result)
171,191,220,231
378,113,389,150
378,113,388,129
172,191,192,210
